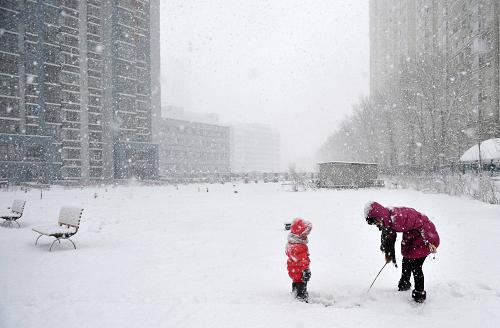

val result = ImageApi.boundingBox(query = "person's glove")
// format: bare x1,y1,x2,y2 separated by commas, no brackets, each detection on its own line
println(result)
380,227,397,267
301,268,311,282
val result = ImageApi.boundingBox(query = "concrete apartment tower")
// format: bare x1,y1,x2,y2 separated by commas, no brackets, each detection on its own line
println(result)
369,0,500,164
0,0,160,183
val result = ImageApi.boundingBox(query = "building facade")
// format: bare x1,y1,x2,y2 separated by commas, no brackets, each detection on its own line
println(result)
230,123,280,173
0,0,159,183
158,118,230,181
369,0,500,165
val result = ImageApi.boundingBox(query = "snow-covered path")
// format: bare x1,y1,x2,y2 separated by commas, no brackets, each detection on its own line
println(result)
1,183,499,328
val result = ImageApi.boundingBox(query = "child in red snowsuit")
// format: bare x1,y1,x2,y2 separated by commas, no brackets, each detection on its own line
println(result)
285,218,312,302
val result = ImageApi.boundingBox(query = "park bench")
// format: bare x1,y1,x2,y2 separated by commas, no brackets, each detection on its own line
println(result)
0,199,26,228
32,207,83,251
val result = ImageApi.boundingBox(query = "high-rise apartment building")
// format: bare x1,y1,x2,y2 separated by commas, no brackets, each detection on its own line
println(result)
370,0,416,100
443,1,500,140
0,0,159,183
370,0,500,165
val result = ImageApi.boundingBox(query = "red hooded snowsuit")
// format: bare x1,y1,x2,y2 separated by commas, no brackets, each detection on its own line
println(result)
366,202,440,259
285,218,312,283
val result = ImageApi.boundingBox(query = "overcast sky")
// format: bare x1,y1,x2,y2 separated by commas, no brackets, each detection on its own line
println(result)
160,0,369,170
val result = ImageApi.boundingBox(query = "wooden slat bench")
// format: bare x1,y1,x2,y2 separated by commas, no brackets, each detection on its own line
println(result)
32,207,84,251
0,199,26,228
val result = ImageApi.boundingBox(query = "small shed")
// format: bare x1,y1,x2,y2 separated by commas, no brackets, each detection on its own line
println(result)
317,161,381,188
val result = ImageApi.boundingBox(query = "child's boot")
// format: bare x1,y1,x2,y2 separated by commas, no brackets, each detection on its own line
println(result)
295,282,309,303
398,279,411,291
412,289,426,303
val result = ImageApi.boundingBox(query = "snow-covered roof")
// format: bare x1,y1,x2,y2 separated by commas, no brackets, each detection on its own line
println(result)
460,138,500,162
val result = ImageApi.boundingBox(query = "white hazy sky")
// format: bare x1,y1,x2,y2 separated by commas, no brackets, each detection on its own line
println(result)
160,0,369,170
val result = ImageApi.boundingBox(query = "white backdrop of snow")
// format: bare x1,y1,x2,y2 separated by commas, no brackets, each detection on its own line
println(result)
1,183,500,328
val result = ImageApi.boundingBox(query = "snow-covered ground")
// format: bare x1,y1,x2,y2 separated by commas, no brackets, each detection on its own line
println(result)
1,183,499,328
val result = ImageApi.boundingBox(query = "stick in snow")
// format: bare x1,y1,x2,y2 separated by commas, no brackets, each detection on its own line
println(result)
368,262,388,292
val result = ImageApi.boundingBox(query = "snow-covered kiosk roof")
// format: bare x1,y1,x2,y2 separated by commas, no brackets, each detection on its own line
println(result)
460,138,500,162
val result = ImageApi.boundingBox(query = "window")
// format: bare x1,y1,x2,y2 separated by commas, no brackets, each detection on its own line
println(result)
0,144,8,160
0,97,19,117
61,91,80,103
116,7,135,26
63,129,80,140
116,60,135,78
88,77,101,89
45,104,61,123
60,71,79,85
0,31,18,53
65,111,80,122
64,149,80,159
87,59,101,71
63,167,81,178
89,131,102,142
25,145,44,160
0,8,19,32
44,25,62,45
115,42,135,62
115,76,136,95
0,53,18,75
90,150,102,160
0,75,19,97
44,64,60,83
88,5,101,19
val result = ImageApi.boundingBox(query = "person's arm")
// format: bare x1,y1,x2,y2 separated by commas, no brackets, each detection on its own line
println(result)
380,226,397,266
419,216,440,253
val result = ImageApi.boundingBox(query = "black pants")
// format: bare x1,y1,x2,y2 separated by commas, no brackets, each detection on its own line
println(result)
400,257,426,291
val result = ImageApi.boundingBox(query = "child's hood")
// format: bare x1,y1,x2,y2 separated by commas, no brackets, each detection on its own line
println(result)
365,201,391,227
290,218,312,237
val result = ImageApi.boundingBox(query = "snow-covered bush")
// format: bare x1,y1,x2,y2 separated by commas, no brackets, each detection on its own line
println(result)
385,173,499,204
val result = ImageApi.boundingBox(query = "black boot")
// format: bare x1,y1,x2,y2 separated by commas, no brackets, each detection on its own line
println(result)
293,282,309,302
398,280,412,291
412,290,426,303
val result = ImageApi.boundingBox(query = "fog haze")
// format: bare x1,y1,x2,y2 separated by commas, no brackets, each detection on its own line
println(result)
160,0,369,170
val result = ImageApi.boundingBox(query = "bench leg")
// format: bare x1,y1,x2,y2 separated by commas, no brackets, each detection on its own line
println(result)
49,238,76,251
1,219,18,228
67,238,77,250
49,238,60,252
35,234,43,246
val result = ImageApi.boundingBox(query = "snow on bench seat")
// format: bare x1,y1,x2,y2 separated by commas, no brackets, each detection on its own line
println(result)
0,211,21,218
32,225,77,236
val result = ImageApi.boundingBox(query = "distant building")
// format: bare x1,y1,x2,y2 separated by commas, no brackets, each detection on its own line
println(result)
0,0,159,183
158,117,230,181
164,105,219,125
230,123,280,173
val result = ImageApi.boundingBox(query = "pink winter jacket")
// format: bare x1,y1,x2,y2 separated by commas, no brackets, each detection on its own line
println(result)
366,202,440,259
